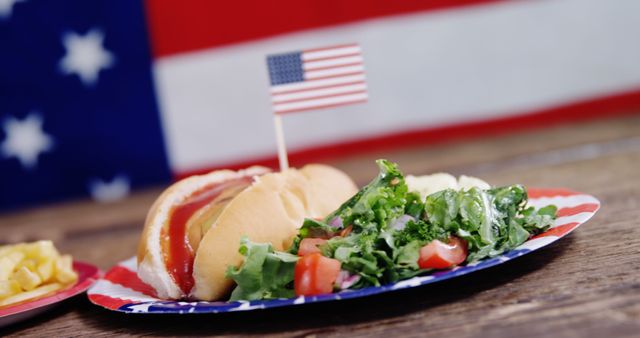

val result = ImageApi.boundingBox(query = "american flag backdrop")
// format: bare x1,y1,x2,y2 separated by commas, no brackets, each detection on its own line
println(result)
267,44,368,114
2,0,640,211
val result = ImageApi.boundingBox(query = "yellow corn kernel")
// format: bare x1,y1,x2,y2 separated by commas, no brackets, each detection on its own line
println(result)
24,241,58,263
0,251,25,281
13,266,42,291
37,259,55,283
54,255,77,285
0,257,16,281
16,258,37,272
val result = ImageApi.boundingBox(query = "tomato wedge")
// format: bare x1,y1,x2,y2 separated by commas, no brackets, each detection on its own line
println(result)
294,253,341,296
418,236,468,269
297,238,327,256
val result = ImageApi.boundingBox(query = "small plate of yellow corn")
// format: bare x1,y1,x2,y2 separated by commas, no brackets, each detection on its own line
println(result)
0,241,100,327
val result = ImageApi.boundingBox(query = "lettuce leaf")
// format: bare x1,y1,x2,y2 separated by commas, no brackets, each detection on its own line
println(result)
323,159,409,234
423,185,556,261
225,237,298,301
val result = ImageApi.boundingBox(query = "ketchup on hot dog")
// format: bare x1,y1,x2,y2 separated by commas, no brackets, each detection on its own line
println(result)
163,176,254,295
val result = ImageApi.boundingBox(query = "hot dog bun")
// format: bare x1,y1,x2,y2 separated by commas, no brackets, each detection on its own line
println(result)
137,164,357,300
137,166,270,300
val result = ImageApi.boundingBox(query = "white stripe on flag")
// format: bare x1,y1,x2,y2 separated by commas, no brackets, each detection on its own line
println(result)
302,45,361,61
303,56,364,70
272,83,368,102
305,64,365,79
274,92,368,113
270,74,366,93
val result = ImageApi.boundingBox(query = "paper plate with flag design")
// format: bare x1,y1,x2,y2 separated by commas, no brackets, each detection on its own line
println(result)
87,188,599,314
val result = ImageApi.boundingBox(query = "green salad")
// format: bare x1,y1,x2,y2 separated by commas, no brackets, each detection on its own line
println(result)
225,160,557,301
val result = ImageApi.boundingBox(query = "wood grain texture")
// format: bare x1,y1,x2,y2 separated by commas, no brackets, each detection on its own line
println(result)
2,115,640,337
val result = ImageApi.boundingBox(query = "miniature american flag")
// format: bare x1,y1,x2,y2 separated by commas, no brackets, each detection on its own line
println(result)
267,44,368,114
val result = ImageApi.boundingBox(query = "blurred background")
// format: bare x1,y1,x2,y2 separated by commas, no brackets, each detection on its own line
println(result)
1,0,640,213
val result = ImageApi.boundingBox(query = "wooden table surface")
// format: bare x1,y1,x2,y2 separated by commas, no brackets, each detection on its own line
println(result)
2,115,640,337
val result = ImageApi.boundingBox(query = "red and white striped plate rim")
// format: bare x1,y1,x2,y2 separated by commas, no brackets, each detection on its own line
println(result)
87,188,600,313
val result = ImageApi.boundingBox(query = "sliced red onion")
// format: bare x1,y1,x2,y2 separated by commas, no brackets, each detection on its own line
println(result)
390,215,415,230
341,274,360,289
335,270,348,286
335,270,361,290
328,216,343,228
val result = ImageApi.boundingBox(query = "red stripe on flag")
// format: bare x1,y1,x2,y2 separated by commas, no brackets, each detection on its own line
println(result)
145,0,508,58
273,81,366,95
175,89,640,179
104,266,157,297
89,294,138,311
557,203,600,217
277,99,368,115
533,222,580,239
274,89,368,105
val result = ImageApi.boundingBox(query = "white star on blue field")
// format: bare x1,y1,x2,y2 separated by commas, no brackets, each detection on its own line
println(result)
1,112,54,170
88,174,130,202
59,29,115,86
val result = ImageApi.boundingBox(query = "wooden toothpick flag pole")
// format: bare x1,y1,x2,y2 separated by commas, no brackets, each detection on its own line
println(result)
266,43,368,172
273,114,289,171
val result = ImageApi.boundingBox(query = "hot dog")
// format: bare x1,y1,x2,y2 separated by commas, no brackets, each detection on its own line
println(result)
136,164,357,300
